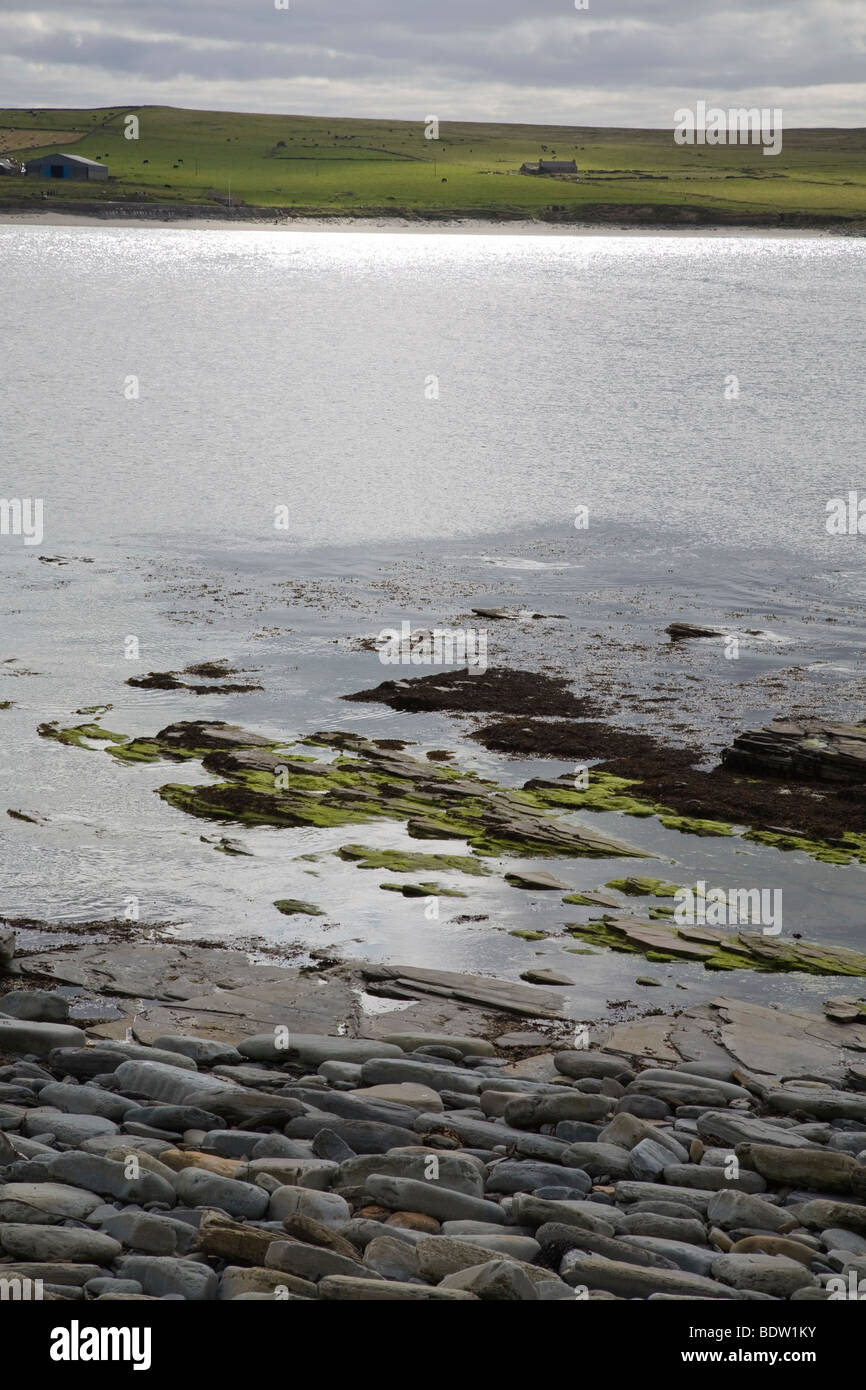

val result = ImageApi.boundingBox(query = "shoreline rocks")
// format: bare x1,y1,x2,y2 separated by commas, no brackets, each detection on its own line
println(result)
1,1015,865,1301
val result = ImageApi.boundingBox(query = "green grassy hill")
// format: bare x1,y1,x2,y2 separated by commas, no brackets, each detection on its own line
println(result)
1,105,864,223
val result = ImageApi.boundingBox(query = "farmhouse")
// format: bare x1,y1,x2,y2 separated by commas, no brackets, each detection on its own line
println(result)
24,152,108,182
520,159,578,175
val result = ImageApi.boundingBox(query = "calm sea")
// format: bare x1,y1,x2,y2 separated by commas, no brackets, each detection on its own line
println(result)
1,225,864,1019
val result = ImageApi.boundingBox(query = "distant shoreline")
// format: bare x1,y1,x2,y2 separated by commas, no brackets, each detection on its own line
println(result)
0,207,851,237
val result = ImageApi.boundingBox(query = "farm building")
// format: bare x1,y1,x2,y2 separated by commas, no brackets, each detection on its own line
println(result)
520,159,578,175
0,158,21,176
24,152,108,181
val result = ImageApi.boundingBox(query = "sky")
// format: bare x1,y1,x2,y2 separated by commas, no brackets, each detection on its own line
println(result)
1,0,864,127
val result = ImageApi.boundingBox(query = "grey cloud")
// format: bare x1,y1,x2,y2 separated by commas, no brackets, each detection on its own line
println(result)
0,0,863,122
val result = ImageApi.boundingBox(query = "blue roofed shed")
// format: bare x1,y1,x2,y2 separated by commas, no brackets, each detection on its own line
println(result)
24,152,109,181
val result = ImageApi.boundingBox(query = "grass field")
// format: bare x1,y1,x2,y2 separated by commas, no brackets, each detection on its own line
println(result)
0,105,864,222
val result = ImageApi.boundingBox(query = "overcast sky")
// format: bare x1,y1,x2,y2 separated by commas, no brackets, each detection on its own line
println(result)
1,0,863,127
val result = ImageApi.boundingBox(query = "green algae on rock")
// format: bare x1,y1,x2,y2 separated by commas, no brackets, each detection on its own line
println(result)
273,899,325,917
656,813,734,837
566,913,866,976
561,887,625,909
336,844,491,876
109,739,169,764
38,721,128,749
39,717,269,765
605,876,682,897
525,772,734,838
744,827,866,865
43,718,646,860
39,715,866,870
525,770,659,818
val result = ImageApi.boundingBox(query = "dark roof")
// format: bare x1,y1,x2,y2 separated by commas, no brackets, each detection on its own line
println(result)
538,159,577,171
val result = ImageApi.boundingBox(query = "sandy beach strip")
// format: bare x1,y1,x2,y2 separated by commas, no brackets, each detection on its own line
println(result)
0,209,839,237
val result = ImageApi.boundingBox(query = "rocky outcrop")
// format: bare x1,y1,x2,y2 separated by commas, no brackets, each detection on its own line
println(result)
567,914,866,976
724,719,866,783
38,719,648,864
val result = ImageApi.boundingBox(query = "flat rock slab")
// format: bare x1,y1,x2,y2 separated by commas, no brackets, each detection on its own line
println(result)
714,996,866,1078
601,995,866,1082
823,997,864,1022
38,944,569,1046
359,964,566,1019
359,995,508,1040
90,974,360,1047
21,944,297,1001
505,871,569,891
573,890,627,909
520,969,574,987
617,923,714,960
598,1014,683,1065
495,1031,552,1048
